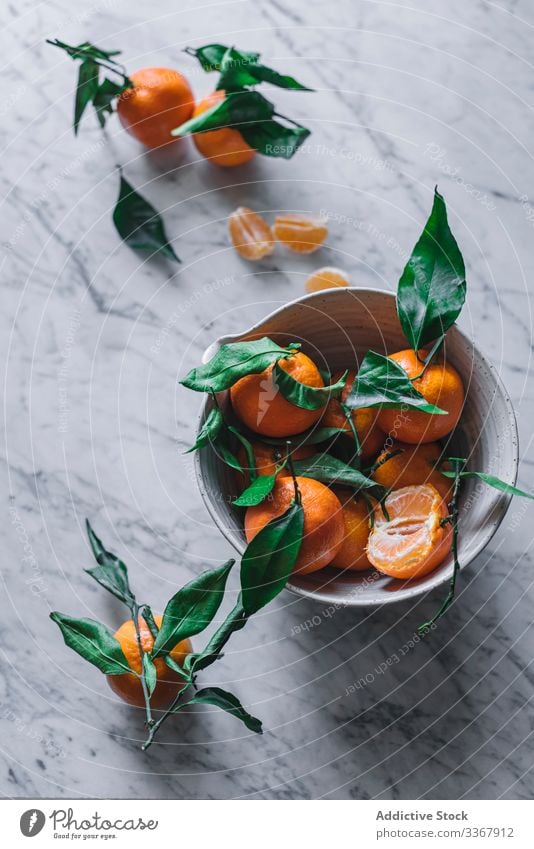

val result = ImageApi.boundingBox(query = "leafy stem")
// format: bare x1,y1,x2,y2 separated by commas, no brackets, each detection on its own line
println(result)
341,402,361,460
410,334,445,381
417,458,463,634
130,600,155,727
142,682,193,750
285,441,301,505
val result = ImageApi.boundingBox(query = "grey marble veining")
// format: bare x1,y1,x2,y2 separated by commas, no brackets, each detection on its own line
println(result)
1,0,534,800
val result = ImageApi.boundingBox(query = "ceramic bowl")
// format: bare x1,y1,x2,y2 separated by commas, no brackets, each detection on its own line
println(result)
194,288,518,606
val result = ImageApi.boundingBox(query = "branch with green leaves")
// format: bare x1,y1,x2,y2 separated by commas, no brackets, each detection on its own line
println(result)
417,459,534,634
174,44,313,158
50,506,308,749
46,39,179,262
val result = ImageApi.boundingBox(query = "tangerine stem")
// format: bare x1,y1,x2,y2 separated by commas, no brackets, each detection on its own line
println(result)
285,441,301,505
411,335,445,381
131,601,154,728
416,458,463,635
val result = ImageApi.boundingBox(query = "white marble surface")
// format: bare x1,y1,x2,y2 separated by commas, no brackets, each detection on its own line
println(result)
2,0,534,800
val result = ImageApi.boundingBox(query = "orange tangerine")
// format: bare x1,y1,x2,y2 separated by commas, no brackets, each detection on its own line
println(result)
377,349,465,444
192,90,256,167
330,488,373,571
107,615,191,709
322,370,385,461
117,67,194,149
230,351,325,437
244,476,344,574
366,484,452,580
372,441,452,502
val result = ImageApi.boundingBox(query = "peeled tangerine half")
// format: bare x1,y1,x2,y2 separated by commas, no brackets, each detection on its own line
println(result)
228,207,274,261
367,484,452,581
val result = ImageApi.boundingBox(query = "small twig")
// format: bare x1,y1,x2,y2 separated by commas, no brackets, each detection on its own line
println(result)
411,335,445,381
130,601,154,728
285,441,301,505
417,458,463,635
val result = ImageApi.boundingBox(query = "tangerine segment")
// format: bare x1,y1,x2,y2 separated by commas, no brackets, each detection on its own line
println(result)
367,484,452,580
237,441,315,485
244,476,344,574
372,441,452,501
230,351,325,437
273,214,328,253
305,267,350,293
117,67,195,149
322,370,385,461
228,207,274,261
107,615,191,709
192,90,256,167
377,349,465,444
330,488,372,571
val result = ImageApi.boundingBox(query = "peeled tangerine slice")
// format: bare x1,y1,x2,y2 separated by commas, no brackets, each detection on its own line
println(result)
367,484,452,580
305,267,350,292
228,207,274,261
273,213,328,253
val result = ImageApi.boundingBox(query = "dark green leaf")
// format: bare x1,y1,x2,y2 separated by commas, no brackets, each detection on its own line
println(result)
74,59,99,134
441,467,534,499
93,77,129,128
241,502,303,615
218,441,244,473
216,45,311,92
164,654,189,681
228,425,257,481
273,363,346,410
185,600,248,674
172,90,274,137
85,519,135,606
152,560,235,657
141,605,159,639
113,174,179,262
186,44,259,73
185,406,223,453
142,653,157,697
173,686,262,733
259,426,347,447
180,337,298,392
47,39,123,64
233,472,278,506
397,187,466,350
292,453,385,496
344,351,446,414
240,119,310,158
50,612,132,675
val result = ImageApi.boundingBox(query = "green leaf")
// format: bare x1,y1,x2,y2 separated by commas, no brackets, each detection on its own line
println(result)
173,686,262,733
397,187,466,350
186,44,260,73
186,600,248,675
180,337,298,393
172,90,274,137
47,39,124,64
241,502,304,615
216,45,311,92
259,426,347,447
74,59,99,134
164,654,189,682
233,472,278,506
113,174,179,262
239,119,310,159
344,351,446,414
85,520,135,606
50,613,132,675
292,453,385,496
93,77,129,128
185,406,223,453
142,653,157,697
273,363,346,410
152,560,235,657
227,425,257,481
441,466,534,499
